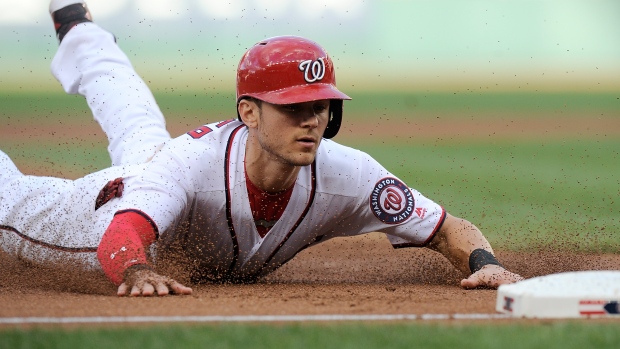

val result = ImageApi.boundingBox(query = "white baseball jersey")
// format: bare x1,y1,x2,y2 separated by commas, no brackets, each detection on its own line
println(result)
0,23,445,283
111,119,446,281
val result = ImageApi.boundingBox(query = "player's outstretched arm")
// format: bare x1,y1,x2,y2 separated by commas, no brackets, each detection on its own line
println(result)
97,210,193,296
117,265,192,297
427,213,524,289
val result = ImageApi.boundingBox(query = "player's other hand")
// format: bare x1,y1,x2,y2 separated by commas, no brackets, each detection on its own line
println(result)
460,264,524,289
117,264,193,297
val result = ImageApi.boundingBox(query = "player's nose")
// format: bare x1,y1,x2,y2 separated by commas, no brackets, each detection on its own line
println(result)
298,109,320,128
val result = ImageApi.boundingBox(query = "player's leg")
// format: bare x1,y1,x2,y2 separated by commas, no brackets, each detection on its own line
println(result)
49,1,171,166
0,150,22,183
0,150,140,273
0,152,95,271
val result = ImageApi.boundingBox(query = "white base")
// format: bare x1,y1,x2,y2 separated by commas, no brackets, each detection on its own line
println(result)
497,270,620,318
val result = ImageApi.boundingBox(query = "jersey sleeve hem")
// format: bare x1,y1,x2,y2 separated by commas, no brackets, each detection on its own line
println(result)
115,208,160,239
391,207,446,249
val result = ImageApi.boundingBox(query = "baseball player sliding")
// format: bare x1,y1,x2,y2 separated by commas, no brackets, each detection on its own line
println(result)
0,0,523,296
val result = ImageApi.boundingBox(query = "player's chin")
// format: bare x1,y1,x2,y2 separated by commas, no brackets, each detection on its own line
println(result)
287,152,317,167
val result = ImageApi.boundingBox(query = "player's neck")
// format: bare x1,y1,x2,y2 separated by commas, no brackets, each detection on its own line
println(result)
244,152,300,193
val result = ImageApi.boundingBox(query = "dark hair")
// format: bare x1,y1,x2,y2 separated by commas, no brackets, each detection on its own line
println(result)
240,97,263,109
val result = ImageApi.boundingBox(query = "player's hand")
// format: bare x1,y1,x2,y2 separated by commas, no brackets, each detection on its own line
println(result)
117,264,193,297
460,264,524,289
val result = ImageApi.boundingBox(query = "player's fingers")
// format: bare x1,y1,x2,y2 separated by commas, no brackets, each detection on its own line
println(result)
140,282,156,296
154,282,170,296
462,266,525,289
130,285,142,296
510,272,525,283
117,283,129,296
169,281,193,295
493,272,525,287
460,275,481,289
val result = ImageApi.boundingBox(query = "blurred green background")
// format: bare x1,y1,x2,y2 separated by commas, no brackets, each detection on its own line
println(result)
1,0,619,252
1,0,619,93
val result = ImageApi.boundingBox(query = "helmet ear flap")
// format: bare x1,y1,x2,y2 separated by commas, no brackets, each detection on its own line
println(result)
323,99,343,139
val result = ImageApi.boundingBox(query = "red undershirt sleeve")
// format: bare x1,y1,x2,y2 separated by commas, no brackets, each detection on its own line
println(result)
96,210,159,285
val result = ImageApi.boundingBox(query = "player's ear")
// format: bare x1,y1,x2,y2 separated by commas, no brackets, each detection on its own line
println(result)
238,98,260,128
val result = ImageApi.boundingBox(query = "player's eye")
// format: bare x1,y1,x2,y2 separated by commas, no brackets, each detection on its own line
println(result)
313,103,328,114
281,104,299,113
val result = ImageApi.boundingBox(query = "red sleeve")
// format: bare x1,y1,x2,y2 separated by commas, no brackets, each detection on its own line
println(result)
96,210,159,285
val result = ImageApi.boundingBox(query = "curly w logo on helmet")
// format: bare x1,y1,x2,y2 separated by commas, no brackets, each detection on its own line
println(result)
299,58,326,83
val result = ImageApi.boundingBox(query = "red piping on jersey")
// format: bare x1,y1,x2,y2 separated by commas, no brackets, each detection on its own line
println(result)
0,224,98,253
391,207,447,249
224,124,247,273
255,160,317,276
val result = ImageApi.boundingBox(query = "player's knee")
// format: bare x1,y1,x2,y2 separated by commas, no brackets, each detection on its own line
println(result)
0,151,22,180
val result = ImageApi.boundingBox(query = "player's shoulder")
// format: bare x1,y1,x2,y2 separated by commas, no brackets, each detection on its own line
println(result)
181,119,245,143
318,139,379,168
151,119,245,170
315,139,385,195
165,119,246,154
183,119,244,140
144,120,246,190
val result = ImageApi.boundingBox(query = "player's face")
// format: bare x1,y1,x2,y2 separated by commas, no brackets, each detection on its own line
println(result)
256,99,330,167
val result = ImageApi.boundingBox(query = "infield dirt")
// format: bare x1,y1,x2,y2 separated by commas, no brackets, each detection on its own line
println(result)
1,233,619,319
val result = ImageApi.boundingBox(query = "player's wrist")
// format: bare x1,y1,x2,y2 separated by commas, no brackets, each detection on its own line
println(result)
123,263,155,279
122,263,157,285
124,263,155,274
468,248,503,274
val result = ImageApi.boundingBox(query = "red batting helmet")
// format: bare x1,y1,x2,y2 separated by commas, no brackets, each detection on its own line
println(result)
236,35,351,139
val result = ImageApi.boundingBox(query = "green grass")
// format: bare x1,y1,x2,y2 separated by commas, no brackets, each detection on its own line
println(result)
1,141,110,176
1,322,619,349
2,91,619,121
0,91,233,121
343,91,620,120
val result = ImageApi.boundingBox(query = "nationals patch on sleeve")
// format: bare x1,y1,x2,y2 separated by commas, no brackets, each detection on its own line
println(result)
369,177,415,224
